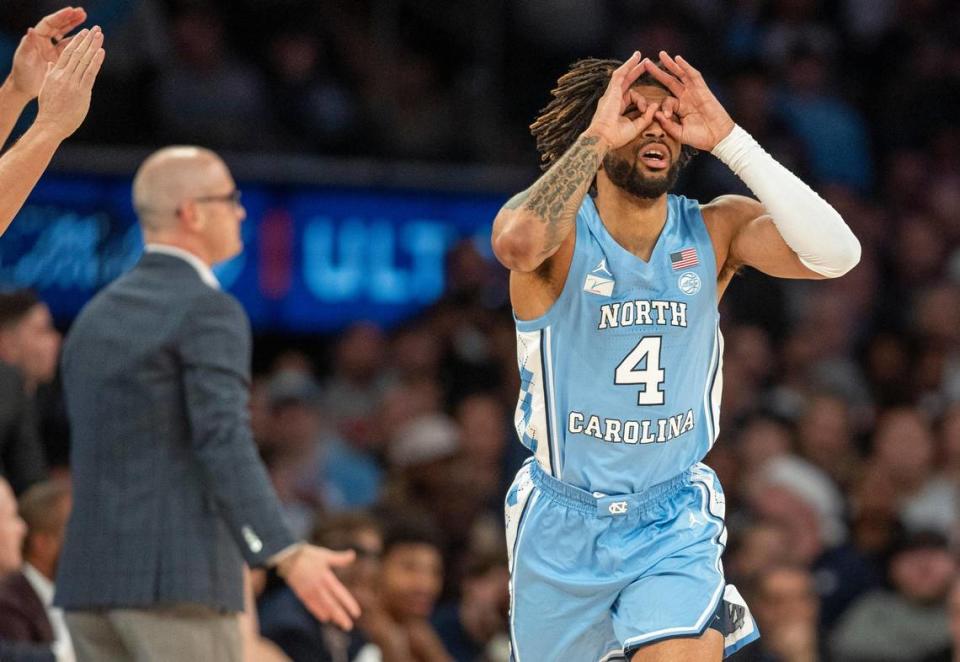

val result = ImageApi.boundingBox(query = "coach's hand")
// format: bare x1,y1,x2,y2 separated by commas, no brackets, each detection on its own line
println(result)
584,52,661,150
34,26,105,141
8,7,88,102
277,544,362,630
642,52,735,151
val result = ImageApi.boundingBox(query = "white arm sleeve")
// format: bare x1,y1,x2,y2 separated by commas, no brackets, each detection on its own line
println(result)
710,125,861,278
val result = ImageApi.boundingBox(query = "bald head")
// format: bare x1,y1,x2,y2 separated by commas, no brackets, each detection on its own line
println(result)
132,146,231,232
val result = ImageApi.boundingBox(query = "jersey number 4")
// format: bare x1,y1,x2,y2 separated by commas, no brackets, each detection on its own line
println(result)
614,336,665,405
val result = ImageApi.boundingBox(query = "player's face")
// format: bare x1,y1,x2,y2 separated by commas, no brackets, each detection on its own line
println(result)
602,85,683,200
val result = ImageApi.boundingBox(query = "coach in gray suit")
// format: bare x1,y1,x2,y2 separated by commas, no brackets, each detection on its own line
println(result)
55,147,360,661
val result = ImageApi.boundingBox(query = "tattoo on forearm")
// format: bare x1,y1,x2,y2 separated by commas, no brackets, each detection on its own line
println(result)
523,135,601,251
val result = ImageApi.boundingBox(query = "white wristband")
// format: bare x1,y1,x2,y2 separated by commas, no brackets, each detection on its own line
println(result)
711,125,861,278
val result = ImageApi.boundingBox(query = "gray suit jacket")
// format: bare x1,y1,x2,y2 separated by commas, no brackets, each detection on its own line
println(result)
55,252,296,612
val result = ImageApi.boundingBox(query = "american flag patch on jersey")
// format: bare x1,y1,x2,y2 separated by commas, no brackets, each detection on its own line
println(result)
670,248,699,270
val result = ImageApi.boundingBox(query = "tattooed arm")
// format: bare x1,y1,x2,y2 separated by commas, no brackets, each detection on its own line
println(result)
492,134,605,272
492,52,658,273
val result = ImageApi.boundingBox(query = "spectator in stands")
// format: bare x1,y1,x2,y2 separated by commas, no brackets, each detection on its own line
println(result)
0,479,73,661
0,290,59,494
238,568,289,662
265,28,359,152
796,394,859,490
760,0,839,68
384,415,486,561
361,514,452,661
362,45,458,160
259,369,327,538
0,475,54,661
831,530,955,661
748,456,882,630
261,368,382,535
894,405,960,539
0,291,60,398
432,551,510,662
863,408,946,535
777,49,873,191
454,393,511,510
733,414,793,502
922,577,960,662
259,511,383,662
152,6,270,148
322,323,388,446
738,564,822,662
0,476,25,574
938,404,960,485
726,520,791,588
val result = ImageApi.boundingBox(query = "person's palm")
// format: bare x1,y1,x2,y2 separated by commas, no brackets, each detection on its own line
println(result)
10,32,50,99
586,53,661,149
642,52,735,151
10,7,87,100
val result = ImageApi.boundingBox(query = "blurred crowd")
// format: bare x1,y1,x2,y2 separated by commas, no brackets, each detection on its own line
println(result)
0,0,951,169
0,0,960,661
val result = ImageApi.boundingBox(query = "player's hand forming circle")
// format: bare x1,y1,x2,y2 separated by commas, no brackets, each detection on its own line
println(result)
35,26,105,141
585,52,661,150
9,7,88,101
643,51,735,151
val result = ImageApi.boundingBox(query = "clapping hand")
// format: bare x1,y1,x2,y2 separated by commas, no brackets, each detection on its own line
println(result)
642,52,735,151
9,7,88,102
35,26,105,141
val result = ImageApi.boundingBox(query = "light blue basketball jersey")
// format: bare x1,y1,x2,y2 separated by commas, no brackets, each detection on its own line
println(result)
514,193,723,495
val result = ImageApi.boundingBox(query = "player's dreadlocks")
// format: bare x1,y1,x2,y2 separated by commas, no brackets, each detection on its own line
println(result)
530,57,697,173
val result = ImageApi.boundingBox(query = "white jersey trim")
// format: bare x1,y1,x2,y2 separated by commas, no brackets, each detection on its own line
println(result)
514,329,555,475
544,326,563,478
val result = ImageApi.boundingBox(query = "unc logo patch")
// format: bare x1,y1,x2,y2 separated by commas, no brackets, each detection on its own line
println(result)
678,271,701,296
608,501,628,515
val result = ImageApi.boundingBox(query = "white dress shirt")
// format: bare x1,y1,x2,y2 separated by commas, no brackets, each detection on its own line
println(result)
22,563,75,662
144,244,220,289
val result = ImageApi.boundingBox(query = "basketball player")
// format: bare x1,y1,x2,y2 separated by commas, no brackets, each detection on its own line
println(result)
492,51,859,661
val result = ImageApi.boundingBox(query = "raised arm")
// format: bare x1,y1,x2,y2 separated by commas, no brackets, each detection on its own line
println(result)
492,52,659,273
0,82,30,153
643,53,860,282
0,7,88,148
0,26,104,237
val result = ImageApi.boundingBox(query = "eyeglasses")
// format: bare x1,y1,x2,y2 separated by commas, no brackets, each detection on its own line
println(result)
192,189,242,206
137,189,244,219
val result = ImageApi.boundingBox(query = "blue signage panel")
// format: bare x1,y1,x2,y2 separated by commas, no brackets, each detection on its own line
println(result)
0,175,503,331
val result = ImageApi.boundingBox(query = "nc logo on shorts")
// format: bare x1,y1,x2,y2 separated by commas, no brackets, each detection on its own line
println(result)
678,271,701,296
608,501,628,515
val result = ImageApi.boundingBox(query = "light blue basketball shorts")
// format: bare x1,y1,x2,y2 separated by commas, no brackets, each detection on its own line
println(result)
504,459,759,661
